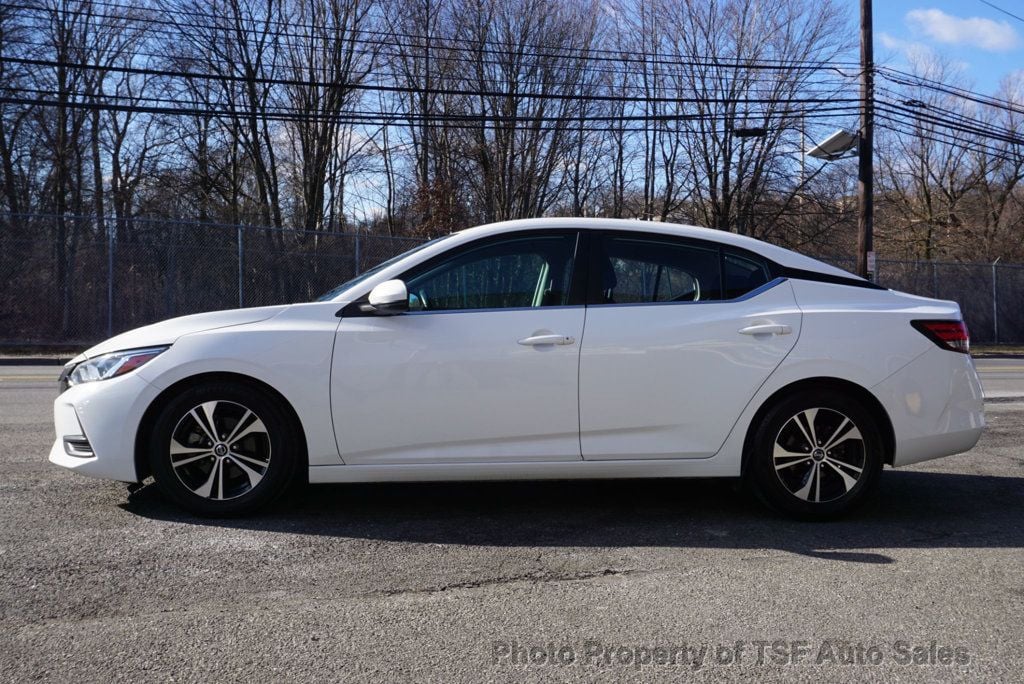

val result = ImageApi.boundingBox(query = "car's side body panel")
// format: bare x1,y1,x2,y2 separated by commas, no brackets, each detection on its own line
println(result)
331,307,587,464
711,280,985,472
578,279,802,459
306,278,985,483
307,456,742,483
872,346,985,466
134,302,343,469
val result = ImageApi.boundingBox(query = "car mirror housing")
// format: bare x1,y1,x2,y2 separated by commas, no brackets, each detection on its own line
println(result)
362,279,409,315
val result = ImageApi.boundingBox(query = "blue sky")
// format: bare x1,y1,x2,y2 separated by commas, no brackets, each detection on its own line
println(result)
873,0,1023,94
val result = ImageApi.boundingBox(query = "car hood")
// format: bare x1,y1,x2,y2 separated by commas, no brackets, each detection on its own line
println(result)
76,305,290,360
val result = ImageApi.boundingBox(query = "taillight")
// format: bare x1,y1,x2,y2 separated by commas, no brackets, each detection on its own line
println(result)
911,320,970,354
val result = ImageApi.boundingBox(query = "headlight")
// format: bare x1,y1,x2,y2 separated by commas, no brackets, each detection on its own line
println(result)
65,346,168,388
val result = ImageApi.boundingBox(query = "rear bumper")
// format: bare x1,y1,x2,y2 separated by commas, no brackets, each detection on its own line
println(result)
873,347,985,466
49,372,159,482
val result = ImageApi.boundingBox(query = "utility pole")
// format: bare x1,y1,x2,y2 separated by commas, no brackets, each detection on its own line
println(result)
857,0,874,279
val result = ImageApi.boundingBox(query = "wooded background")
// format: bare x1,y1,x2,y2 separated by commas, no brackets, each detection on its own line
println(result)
1,0,1022,343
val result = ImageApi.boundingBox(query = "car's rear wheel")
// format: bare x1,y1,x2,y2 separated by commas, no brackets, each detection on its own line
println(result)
148,381,299,516
747,390,884,520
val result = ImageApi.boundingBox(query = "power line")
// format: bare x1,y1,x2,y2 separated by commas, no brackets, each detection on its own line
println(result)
874,113,1023,162
1,36,857,99
977,0,1024,25
0,55,864,107
14,2,1020,139
0,89,861,138
877,96,1024,147
3,2,1019,176
8,61,1018,159
878,67,1024,118
876,106,1023,151
4,81,861,119
4,0,861,75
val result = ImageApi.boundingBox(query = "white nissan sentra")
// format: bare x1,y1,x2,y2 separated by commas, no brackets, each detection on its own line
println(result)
50,218,985,519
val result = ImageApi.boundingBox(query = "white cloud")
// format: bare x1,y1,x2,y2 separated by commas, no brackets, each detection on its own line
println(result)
878,31,941,66
879,32,928,54
879,32,905,51
906,8,1019,52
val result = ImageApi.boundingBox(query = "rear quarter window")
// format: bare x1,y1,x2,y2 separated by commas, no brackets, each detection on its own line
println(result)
723,252,772,299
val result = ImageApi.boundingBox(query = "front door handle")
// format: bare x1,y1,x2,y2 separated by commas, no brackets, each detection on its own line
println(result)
738,323,792,336
518,334,576,346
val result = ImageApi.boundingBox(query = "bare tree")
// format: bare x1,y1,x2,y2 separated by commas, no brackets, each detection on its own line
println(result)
875,55,979,259
281,0,378,232
1,0,1020,268
962,72,1024,259
30,0,98,334
665,0,852,238
0,3,33,223
448,0,599,223
165,0,287,229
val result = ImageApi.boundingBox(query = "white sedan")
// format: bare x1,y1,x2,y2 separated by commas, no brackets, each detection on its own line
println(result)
50,218,985,519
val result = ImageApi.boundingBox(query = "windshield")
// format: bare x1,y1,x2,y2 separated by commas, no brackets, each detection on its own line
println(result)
316,234,455,301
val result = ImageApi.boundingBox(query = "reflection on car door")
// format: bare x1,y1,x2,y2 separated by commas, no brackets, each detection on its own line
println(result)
332,231,586,465
578,232,801,460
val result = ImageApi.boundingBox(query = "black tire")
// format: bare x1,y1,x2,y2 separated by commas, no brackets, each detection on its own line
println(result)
148,380,300,516
746,389,884,520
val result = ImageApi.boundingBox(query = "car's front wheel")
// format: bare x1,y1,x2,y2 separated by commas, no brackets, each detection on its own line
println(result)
148,380,300,516
747,389,884,520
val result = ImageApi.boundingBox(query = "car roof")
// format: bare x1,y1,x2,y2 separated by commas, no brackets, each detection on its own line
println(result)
457,218,859,280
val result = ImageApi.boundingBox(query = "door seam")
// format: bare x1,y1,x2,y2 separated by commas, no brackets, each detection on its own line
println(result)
577,304,588,460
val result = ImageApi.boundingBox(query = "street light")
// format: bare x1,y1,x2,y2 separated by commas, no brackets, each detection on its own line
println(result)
806,129,859,161
805,128,873,277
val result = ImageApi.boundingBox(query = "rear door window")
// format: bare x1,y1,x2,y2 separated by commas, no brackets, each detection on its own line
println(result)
595,235,723,304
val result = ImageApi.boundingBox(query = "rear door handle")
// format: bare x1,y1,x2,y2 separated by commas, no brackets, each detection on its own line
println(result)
518,334,576,346
738,324,792,336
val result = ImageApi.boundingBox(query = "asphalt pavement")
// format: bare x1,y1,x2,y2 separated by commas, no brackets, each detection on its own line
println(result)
973,357,1024,399
1,360,1022,682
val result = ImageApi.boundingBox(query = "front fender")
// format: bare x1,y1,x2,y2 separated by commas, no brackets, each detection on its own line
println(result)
136,307,342,466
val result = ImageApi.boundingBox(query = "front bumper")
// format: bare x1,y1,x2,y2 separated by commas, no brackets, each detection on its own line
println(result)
873,346,986,467
49,371,160,482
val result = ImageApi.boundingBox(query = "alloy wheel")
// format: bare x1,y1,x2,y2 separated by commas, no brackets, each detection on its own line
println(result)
168,400,271,501
772,407,866,504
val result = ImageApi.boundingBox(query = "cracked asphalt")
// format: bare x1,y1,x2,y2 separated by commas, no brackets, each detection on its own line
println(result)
1,364,1023,682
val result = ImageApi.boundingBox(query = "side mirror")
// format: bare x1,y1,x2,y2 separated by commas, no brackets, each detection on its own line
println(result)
361,279,409,315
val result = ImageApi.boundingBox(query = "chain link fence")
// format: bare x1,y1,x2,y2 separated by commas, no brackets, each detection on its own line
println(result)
819,256,1024,345
1,213,1022,346
0,215,423,346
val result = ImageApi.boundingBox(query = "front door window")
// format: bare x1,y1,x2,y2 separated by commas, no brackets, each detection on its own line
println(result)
403,234,577,311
